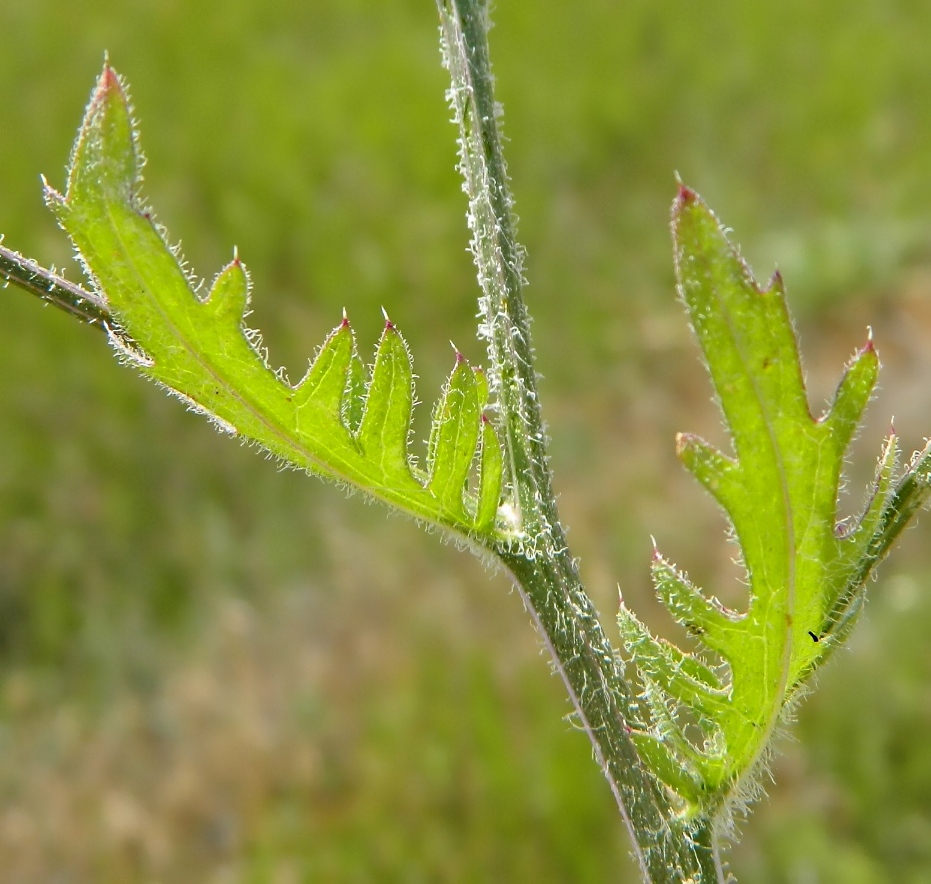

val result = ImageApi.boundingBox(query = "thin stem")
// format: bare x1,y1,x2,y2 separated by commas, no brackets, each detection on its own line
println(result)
0,240,109,327
501,550,723,883
437,0,549,538
437,1,720,880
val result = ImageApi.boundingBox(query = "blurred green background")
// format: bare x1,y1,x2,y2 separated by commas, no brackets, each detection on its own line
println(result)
2,0,931,881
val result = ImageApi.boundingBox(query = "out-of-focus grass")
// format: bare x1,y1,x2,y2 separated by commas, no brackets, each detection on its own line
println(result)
1,0,931,880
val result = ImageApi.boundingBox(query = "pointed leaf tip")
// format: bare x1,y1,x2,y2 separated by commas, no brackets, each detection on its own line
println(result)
204,258,249,326
61,61,138,211
677,183,697,204
674,432,689,458
101,63,121,92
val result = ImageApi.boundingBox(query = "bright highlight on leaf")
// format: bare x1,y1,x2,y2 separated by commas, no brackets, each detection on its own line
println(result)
45,65,503,540
618,185,912,823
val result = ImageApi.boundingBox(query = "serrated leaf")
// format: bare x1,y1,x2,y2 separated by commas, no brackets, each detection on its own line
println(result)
618,184,907,820
45,64,502,540
427,352,482,522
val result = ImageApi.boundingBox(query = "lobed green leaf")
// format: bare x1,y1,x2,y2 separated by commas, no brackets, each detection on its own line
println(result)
618,184,921,822
45,65,503,542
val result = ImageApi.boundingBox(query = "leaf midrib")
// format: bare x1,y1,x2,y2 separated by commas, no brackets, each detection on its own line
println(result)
709,274,797,784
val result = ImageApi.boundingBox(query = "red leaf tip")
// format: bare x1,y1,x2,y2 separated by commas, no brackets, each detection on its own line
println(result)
97,64,124,102
677,183,697,204
102,65,119,87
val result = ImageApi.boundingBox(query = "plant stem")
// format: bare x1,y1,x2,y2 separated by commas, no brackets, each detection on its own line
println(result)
437,1,722,880
500,550,724,883
0,241,109,327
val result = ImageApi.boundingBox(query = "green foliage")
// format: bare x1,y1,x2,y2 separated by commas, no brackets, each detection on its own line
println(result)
739,579,931,881
619,186,930,826
2,2,931,880
45,66,502,542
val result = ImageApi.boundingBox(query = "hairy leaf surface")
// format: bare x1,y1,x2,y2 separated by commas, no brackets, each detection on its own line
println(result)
618,185,910,821
45,65,502,540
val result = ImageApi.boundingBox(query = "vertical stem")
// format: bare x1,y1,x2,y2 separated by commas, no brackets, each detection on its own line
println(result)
436,1,723,881
437,0,546,539
501,551,724,883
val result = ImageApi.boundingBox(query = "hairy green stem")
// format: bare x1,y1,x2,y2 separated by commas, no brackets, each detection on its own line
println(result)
501,550,724,882
437,0,543,537
0,241,109,327
437,1,722,880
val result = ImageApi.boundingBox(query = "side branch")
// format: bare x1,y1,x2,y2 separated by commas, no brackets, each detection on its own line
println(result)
0,241,109,327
